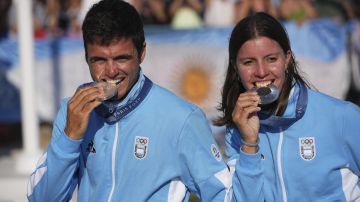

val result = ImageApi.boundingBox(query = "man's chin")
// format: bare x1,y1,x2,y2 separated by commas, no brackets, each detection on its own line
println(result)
108,90,127,102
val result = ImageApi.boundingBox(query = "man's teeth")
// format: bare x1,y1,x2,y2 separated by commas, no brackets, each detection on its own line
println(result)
255,81,272,88
107,79,122,85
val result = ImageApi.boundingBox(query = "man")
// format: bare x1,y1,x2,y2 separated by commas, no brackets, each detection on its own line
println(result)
27,0,232,201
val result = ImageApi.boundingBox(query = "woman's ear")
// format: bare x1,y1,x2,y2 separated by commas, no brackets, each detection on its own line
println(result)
231,59,237,72
285,50,292,69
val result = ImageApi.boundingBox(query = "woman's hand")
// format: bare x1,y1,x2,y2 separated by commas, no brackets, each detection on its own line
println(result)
232,91,261,153
64,85,103,140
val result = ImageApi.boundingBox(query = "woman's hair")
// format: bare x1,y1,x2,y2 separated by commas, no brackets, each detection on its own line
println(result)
82,0,145,57
213,12,309,127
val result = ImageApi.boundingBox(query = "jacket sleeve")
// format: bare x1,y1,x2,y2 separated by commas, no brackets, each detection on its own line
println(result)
342,102,360,177
27,99,82,202
225,127,265,202
177,108,233,201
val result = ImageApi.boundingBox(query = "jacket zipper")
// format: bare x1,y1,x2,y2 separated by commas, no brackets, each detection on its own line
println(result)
107,122,119,202
277,128,287,202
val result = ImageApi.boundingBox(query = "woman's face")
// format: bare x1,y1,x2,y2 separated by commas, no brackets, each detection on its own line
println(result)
235,36,291,91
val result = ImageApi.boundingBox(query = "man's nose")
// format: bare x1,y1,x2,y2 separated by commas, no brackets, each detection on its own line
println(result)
105,61,117,77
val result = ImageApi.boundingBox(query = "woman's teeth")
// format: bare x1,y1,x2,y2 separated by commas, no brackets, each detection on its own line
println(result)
255,81,272,88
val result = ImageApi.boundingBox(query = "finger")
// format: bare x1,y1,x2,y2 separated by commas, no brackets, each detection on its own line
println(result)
242,106,261,118
238,92,260,103
82,99,103,114
69,86,101,112
73,92,102,116
232,105,261,121
235,99,259,111
70,85,100,105
234,96,260,114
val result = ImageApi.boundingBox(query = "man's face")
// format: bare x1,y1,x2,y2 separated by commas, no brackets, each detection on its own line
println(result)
86,38,145,100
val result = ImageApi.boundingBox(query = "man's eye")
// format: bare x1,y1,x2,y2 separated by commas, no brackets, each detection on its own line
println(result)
115,57,130,62
90,58,104,63
115,58,126,62
90,59,106,67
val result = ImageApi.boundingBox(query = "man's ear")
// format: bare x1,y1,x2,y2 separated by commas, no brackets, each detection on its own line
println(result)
139,43,146,64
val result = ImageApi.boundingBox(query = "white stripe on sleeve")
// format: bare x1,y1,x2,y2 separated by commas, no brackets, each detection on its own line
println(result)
168,178,186,202
341,167,360,201
27,166,48,196
27,152,48,196
215,166,233,202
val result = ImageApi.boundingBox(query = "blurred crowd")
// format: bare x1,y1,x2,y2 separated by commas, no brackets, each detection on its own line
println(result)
0,0,360,105
1,0,360,39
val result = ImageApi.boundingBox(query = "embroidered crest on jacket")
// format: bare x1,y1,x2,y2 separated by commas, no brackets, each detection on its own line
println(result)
134,136,149,160
211,144,222,161
299,137,316,161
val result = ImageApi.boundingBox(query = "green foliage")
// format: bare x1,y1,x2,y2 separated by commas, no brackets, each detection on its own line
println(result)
189,194,200,202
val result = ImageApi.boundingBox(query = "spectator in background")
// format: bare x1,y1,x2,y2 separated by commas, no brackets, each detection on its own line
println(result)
313,0,353,24
57,0,82,36
350,0,360,18
33,0,57,39
234,0,277,23
0,0,12,39
168,0,205,19
204,0,237,27
7,0,69,39
278,0,317,25
132,0,170,24
168,0,205,28
132,0,204,28
346,0,360,107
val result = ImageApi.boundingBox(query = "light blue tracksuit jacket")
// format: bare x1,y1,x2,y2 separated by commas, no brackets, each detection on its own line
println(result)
27,77,232,202
227,83,360,202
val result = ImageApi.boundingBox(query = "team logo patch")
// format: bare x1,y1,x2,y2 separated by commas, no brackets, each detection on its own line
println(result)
134,136,149,160
299,137,316,161
211,144,222,161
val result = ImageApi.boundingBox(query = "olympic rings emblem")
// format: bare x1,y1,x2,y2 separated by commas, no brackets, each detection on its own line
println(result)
136,138,148,145
301,138,313,144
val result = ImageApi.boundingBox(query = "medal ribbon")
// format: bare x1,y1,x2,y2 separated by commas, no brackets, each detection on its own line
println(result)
259,82,308,128
95,76,153,124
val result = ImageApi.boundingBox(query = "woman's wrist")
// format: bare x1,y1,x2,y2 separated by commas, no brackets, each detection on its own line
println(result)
240,138,259,154
241,144,258,153
240,138,259,147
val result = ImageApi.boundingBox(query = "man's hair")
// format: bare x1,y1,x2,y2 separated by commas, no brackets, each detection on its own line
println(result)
82,0,145,56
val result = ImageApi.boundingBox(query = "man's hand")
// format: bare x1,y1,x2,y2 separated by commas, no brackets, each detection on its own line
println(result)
64,85,103,140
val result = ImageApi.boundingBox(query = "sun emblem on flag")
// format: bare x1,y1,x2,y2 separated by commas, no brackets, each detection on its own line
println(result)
169,54,224,119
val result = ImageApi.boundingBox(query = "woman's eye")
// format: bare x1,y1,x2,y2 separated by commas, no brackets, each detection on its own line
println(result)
242,60,252,65
267,57,277,62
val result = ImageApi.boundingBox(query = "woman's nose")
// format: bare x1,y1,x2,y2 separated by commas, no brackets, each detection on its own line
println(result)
255,63,269,77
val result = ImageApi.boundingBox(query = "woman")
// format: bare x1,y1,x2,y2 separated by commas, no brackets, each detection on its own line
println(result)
215,12,360,201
